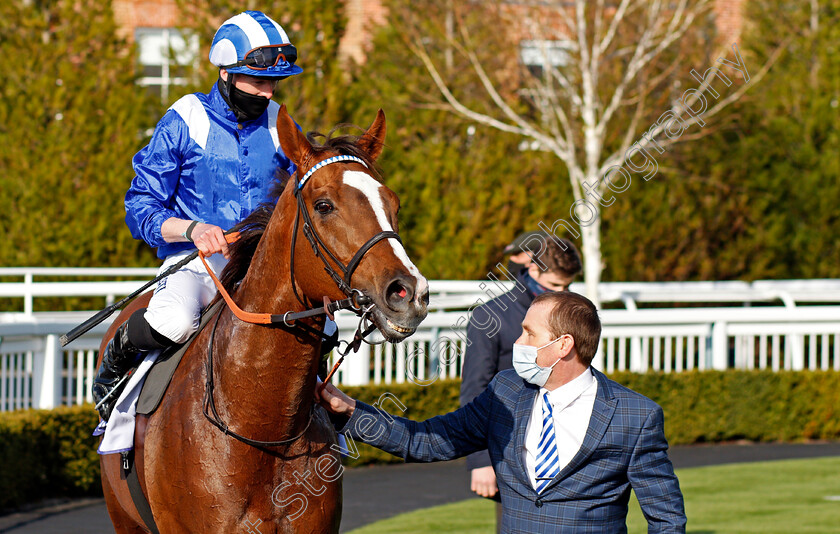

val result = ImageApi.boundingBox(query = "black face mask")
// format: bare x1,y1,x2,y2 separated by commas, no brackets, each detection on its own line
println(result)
507,260,526,275
219,76,271,122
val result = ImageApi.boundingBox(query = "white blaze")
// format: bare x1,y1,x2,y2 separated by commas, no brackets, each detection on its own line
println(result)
342,171,427,297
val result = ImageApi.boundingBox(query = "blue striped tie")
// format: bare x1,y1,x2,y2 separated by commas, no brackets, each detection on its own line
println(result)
535,392,560,493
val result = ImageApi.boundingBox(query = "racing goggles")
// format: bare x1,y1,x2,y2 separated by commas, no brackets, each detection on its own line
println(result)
225,44,298,70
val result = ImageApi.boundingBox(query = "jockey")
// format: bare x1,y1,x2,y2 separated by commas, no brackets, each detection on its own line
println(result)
92,11,324,421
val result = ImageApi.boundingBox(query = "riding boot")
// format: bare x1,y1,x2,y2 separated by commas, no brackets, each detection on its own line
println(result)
92,322,144,421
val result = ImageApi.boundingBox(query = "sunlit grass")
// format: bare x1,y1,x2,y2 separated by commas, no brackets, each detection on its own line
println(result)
348,457,840,533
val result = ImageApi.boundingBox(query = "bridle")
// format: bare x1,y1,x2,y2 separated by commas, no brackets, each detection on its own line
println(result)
202,154,401,448
290,155,402,307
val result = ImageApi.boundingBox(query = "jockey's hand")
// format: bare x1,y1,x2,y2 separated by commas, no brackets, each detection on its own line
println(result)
192,223,230,259
471,466,499,498
316,381,356,417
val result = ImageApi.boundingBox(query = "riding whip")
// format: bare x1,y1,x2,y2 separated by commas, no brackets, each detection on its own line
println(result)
59,250,201,347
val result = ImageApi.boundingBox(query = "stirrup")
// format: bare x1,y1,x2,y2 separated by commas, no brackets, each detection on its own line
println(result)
93,372,133,411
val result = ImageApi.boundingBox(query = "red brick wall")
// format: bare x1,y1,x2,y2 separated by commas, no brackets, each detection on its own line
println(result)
113,0,180,40
110,0,743,60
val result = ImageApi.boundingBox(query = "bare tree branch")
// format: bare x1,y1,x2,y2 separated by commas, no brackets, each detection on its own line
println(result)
400,0,773,303
410,39,532,138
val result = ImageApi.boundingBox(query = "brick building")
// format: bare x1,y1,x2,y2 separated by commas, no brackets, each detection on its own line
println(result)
114,0,745,102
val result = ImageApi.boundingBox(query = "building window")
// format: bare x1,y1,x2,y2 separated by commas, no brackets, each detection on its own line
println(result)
517,40,573,152
136,28,198,103
519,39,572,78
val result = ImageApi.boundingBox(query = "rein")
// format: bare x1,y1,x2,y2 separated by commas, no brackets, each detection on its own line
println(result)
202,311,314,448
199,154,395,448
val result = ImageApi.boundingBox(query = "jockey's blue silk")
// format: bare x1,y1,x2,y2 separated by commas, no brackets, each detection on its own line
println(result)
125,83,297,259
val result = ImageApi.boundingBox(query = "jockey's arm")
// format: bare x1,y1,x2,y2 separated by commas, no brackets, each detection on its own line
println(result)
161,217,230,259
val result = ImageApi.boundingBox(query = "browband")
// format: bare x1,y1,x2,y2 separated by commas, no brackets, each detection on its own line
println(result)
296,155,368,190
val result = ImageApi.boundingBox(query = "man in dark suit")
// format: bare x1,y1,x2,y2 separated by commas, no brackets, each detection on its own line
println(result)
463,234,581,509
318,291,686,533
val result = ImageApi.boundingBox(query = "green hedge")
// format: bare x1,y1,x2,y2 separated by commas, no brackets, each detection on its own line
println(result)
0,405,102,510
2,371,838,508
612,370,840,444
341,370,840,467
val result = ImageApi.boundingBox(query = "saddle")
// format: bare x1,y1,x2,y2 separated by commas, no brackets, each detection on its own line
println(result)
134,299,224,416
119,299,224,534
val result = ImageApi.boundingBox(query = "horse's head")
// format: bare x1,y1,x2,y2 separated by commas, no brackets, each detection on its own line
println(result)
275,105,429,341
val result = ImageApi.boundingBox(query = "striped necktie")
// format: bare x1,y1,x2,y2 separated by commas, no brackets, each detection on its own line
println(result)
535,392,560,493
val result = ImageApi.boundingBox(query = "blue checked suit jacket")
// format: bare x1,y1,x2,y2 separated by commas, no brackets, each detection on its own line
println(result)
341,368,686,533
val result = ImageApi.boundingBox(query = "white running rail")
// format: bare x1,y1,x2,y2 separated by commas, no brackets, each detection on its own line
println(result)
2,268,840,411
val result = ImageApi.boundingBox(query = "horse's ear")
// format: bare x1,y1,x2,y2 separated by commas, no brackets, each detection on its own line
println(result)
358,109,386,161
276,103,312,167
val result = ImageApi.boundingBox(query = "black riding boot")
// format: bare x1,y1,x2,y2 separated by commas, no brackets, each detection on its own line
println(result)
92,322,144,421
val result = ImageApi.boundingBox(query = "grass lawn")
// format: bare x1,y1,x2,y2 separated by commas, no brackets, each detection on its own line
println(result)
347,456,840,533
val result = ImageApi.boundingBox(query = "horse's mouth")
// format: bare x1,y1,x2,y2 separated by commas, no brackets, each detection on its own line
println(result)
385,317,413,334
370,308,417,342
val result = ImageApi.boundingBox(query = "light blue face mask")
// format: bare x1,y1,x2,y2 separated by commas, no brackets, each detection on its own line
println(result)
512,337,563,387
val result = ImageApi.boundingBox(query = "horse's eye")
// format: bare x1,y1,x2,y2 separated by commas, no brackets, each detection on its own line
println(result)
314,200,334,214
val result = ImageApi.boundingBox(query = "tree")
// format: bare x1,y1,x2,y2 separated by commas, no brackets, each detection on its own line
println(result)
172,1,569,280
603,0,840,282
388,0,780,302
0,0,159,268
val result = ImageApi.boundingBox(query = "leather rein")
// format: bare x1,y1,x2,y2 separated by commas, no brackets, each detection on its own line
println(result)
200,154,398,448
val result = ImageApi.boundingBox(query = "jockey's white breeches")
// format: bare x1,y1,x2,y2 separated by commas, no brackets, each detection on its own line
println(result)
144,251,229,344
144,249,338,345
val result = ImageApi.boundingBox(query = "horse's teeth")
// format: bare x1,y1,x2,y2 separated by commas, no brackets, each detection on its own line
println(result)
386,318,409,333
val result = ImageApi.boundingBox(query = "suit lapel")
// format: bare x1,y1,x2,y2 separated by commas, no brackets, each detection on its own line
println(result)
542,368,617,493
513,381,539,492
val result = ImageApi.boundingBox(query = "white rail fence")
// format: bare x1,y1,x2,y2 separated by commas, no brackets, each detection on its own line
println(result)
2,268,840,411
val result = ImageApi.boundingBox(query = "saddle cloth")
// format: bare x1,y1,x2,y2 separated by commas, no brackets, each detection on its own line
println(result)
92,301,347,454
92,350,160,454
92,300,225,454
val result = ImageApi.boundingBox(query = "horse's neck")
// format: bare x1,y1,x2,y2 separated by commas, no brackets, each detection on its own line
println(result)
213,214,321,441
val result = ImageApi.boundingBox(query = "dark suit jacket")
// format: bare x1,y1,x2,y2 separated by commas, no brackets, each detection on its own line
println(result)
460,269,535,470
342,368,686,533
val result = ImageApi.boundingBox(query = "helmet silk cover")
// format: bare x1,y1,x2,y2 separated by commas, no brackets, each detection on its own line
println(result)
209,11,303,78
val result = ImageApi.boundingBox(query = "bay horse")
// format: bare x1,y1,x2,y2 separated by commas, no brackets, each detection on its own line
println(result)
98,105,429,533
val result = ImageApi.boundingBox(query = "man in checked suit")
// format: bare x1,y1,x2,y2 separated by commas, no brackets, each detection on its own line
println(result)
317,291,686,533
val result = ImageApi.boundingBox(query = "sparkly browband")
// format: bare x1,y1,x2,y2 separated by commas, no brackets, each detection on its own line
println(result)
296,155,368,190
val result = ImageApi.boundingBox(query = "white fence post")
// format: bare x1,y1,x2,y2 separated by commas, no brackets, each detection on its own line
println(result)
342,343,370,386
711,321,728,370
592,343,605,372
629,336,643,372
24,273,33,316
32,334,63,409
790,333,805,370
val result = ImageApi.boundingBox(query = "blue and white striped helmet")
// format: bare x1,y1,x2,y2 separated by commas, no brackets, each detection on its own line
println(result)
209,11,303,78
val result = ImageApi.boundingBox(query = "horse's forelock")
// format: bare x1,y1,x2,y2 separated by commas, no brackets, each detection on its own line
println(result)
305,129,382,182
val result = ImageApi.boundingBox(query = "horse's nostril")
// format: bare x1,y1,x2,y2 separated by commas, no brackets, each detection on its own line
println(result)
387,280,410,302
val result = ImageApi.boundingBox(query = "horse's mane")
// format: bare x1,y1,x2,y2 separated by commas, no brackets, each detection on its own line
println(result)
217,127,382,295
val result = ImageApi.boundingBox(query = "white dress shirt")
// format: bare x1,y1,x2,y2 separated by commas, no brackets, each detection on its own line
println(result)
524,367,598,490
